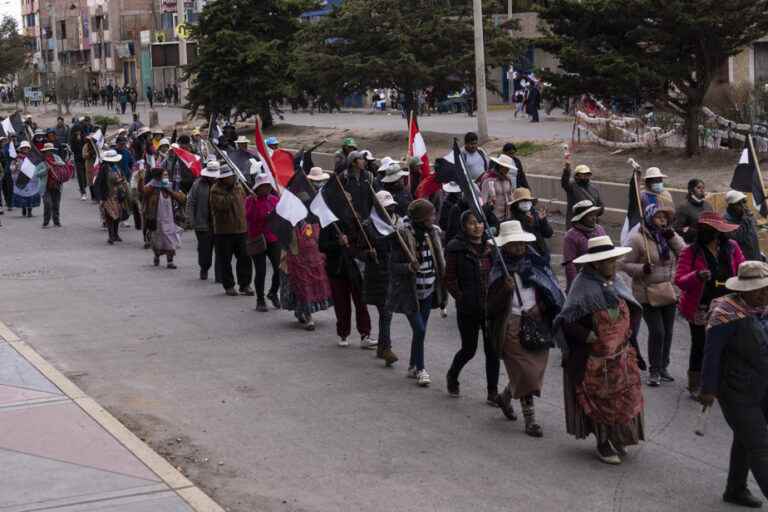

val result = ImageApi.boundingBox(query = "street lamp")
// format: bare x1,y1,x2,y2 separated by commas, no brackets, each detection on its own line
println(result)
472,0,489,142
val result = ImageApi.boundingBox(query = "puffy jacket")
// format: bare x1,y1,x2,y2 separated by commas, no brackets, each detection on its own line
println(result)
620,227,684,304
674,240,744,321
444,234,491,316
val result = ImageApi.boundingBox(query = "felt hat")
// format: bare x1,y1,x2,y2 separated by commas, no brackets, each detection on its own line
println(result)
697,211,739,233
136,127,151,137
218,165,234,179
307,166,331,181
191,128,201,136
493,220,536,245
201,161,220,178
380,163,409,183
360,150,376,162
151,127,164,134
101,149,122,163
375,190,397,208
41,142,56,152
377,157,396,172
726,261,768,292
572,235,632,264
726,190,747,205
509,187,535,206
490,154,518,170
158,138,170,146
574,164,592,175
571,200,601,223
644,167,667,180
235,135,249,145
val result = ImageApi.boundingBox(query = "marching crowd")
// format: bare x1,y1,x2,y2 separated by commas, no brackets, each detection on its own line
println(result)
2,116,768,508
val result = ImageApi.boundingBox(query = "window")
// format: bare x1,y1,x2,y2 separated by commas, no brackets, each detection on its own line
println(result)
25,14,35,27
93,15,108,31
161,13,174,30
58,20,66,39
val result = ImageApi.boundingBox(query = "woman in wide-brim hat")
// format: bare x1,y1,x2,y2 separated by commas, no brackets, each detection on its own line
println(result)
487,220,565,437
508,187,554,262
555,235,646,466
675,211,744,399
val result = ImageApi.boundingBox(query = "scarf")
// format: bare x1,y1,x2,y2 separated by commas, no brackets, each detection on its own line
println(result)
643,203,671,261
489,248,564,313
573,222,597,234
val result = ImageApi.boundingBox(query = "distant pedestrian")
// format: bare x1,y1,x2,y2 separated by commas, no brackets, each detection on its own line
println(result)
561,162,603,228
146,85,154,109
724,190,763,261
244,173,281,311
562,200,607,291
94,149,129,244
673,178,712,243
143,167,185,268
186,161,222,282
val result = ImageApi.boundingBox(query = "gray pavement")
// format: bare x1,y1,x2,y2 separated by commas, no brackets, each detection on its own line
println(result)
0,183,750,512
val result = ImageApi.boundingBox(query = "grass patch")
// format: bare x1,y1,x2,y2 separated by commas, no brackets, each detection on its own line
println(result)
514,141,547,157
93,115,120,128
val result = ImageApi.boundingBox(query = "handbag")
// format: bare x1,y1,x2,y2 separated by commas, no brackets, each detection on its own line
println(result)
246,233,267,256
645,281,677,307
511,274,553,352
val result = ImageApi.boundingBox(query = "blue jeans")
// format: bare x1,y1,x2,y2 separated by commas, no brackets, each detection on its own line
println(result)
407,297,433,371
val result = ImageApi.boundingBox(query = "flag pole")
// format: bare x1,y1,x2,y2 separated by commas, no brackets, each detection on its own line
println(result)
255,115,282,195
748,134,767,214
331,172,375,255
368,182,417,265
205,113,256,195
407,110,414,159
629,165,652,265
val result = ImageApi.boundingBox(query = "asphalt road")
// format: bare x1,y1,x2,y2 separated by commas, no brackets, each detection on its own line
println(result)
0,183,749,512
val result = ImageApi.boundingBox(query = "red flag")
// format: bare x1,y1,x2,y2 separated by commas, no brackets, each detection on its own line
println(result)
410,116,439,199
270,148,295,187
254,117,281,191
171,146,202,177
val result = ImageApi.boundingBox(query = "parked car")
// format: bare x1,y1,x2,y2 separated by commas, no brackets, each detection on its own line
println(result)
438,95,469,113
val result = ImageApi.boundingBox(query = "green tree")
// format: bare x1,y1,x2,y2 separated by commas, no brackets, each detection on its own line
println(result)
292,0,521,120
0,16,33,83
538,0,768,156
185,0,315,127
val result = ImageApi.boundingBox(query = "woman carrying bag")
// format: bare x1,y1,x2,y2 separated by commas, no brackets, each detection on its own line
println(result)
620,204,684,386
487,220,564,437
245,173,280,312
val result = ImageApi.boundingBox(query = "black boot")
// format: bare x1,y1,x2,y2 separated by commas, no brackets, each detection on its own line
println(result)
494,387,517,421
446,371,460,397
724,488,763,508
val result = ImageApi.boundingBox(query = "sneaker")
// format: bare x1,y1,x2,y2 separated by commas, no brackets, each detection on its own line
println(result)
337,337,350,347
723,488,763,508
596,442,622,465
239,286,255,296
167,262,177,269
53,222,61,227
659,369,675,383
446,372,460,397
80,194,87,201
486,391,499,407
267,291,281,309
225,288,238,296
382,349,398,367
256,300,268,312
360,335,378,350
305,320,316,331
406,367,418,379
417,369,431,387
648,373,661,387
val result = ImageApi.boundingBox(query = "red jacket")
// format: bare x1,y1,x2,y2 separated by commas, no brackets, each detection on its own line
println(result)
674,240,744,321
244,193,278,243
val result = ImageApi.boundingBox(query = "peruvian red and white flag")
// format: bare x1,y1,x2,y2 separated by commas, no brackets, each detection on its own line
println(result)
171,145,203,177
411,116,440,199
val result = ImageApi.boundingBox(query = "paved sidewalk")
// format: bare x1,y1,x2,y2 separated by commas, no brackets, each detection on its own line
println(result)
0,323,219,512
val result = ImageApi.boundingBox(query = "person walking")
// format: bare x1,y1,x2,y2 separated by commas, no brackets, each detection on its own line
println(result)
143,167,185,268
556,235,645,465
701,261,768,509
386,199,446,387
11,141,46,217
0,137,13,211
362,190,400,366
562,200,607,291
724,190,763,262
509,187,553,263
480,154,518,221
561,162,603,228
186,161,222,281
673,178,712,243
245,173,281,311
94,150,129,244
146,86,154,109
675,212,744,399
209,165,253,296
445,210,499,404
487,220,564,436
640,167,675,210
41,143,72,228
69,126,88,201
620,204,684,386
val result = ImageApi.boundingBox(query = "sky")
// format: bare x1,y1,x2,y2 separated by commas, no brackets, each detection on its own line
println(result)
1,0,20,26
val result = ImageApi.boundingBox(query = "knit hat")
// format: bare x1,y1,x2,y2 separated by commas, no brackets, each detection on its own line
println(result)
408,198,435,223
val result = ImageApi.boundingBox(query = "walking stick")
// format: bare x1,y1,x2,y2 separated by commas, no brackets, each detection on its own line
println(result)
628,158,652,265
368,182,417,266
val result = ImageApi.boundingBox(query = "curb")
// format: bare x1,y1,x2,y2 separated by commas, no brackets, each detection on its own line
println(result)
0,320,225,512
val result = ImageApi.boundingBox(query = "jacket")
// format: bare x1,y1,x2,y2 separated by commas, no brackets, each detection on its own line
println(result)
641,189,675,210
143,185,186,226
386,223,446,315
674,240,745,321
245,194,278,243
702,295,768,404
724,209,762,261
209,182,247,235
673,197,712,243
620,226,684,304
362,220,392,306
185,177,213,232
444,233,491,316
318,221,364,283
511,208,553,263
562,224,607,290
560,166,603,228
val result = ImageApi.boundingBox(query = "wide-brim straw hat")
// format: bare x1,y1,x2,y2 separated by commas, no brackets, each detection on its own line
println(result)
726,261,768,292
571,199,601,223
493,220,536,246
41,143,56,152
572,235,632,264
490,154,518,170
101,149,122,163
697,211,738,233
253,173,273,189
18,141,31,150
218,165,234,179
643,166,667,180
235,136,249,144
201,161,220,178
307,166,331,181
509,187,535,206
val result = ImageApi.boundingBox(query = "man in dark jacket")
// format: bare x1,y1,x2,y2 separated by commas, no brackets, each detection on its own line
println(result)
674,178,713,243
701,261,768,508
186,161,222,282
209,165,253,296
69,126,88,201
561,162,604,228
724,190,763,262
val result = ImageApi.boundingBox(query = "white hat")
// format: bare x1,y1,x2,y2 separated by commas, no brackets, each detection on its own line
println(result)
442,182,461,194
101,149,122,163
201,161,220,178
726,190,748,205
375,190,397,208
726,261,768,292
253,173,273,189
361,150,376,162
643,167,667,180
235,136,249,145
307,166,330,181
380,163,409,183
248,158,263,175
18,140,30,150
377,156,397,173
136,127,150,136
571,199,601,223
41,142,56,152
574,164,592,175
492,220,536,246
218,165,234,178
490,154,518,171
572,235,632,264
159,138,170,146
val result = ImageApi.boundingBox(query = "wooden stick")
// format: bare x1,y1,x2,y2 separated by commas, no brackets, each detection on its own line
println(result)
407,110,414,159
332,171,375,255
368,183,417,265
631,168,652,265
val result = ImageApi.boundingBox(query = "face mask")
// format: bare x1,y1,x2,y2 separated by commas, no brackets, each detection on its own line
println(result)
576,179,590,187
518,201,533,212
651,182,664,193
690,195,704,204
160,178,170,187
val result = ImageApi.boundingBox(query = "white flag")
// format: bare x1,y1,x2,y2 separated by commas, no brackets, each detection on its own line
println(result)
8,141,16,159
309,188,339,228
2,118,15,136
275,188,308,227
20,157,36,179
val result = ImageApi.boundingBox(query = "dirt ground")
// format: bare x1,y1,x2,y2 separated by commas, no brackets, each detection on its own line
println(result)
261,123,762,193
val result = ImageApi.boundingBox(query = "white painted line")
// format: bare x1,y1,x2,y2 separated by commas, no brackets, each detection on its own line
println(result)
0,321,225,512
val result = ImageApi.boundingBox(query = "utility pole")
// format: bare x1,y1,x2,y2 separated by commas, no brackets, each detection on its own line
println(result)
472,0,489,142
176,0,188,106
